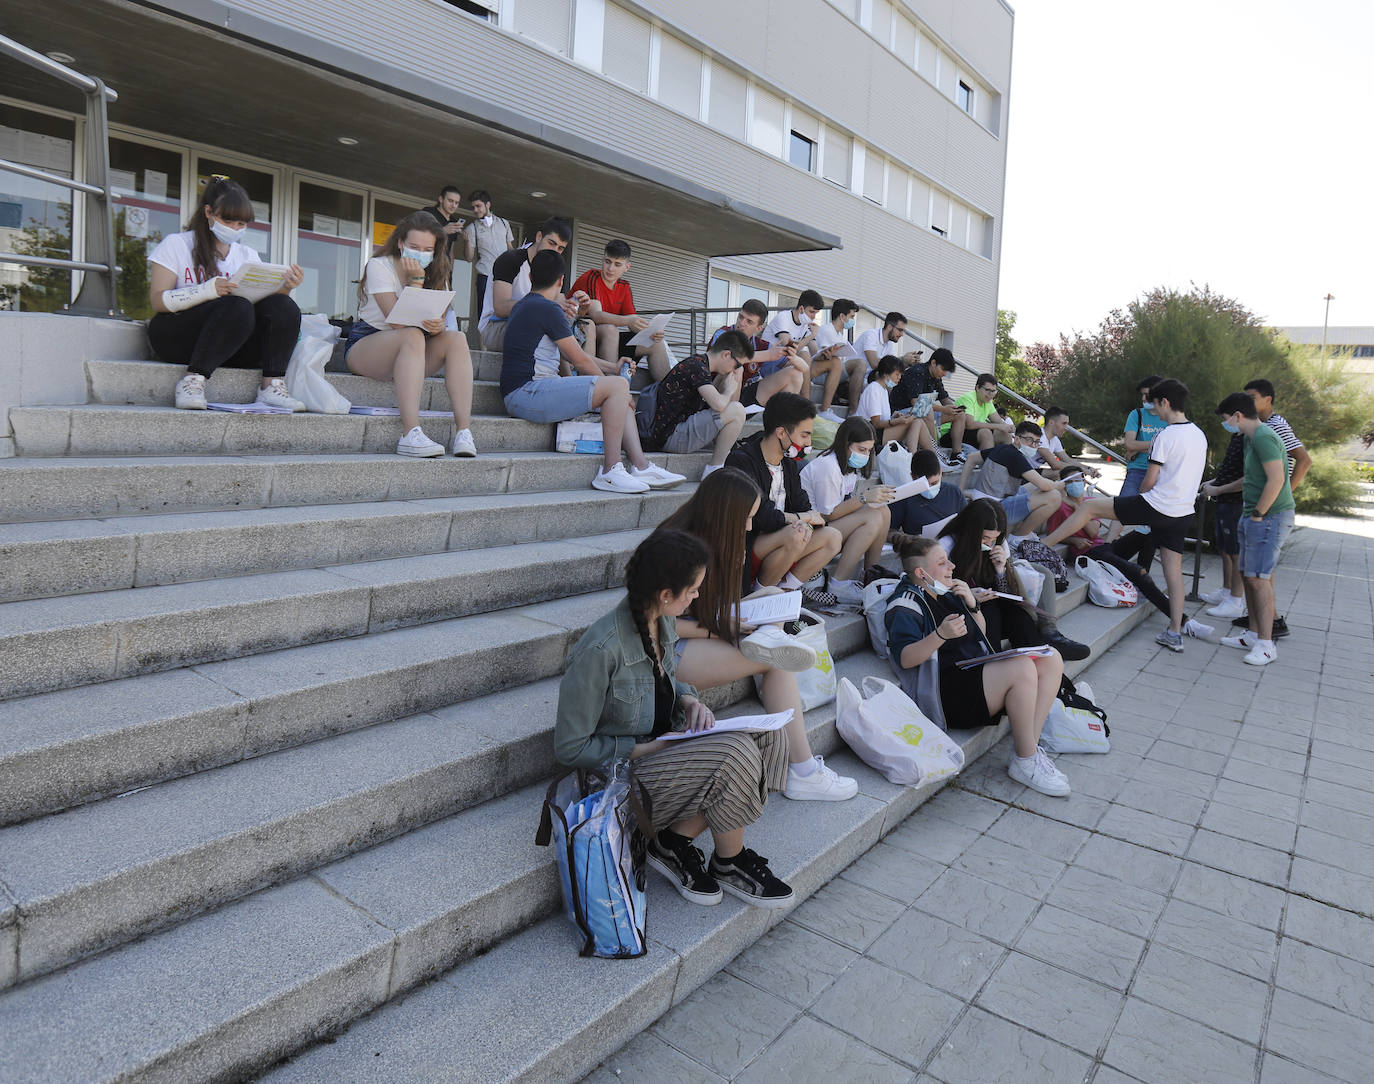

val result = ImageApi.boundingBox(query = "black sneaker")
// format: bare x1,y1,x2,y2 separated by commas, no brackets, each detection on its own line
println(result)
1044,632,1090,662
709,848,795,909
1230,614,1249,629
1230,614,1289,638
945,451,966,467
648,833,722,905
801,588,838,610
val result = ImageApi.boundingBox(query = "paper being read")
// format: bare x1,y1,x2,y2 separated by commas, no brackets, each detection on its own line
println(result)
888,476,932,502
384,286,456,327
737,591,802,627
658,709,794,741
229,263,291,304
627,312,673,348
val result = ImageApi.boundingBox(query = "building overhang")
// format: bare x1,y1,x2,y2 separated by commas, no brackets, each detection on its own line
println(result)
1,0,841,258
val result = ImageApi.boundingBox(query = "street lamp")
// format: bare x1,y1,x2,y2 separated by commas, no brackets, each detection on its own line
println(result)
1321,293,1334,362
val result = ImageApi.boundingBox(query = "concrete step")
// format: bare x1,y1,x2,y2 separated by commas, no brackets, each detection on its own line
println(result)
0,528,663,701
0,611,870,989
0,487,692,602
0,651,998,1083
0,450,711,523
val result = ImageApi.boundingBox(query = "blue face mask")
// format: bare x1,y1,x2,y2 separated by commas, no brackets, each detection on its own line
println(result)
1141,401,1156,414
401,247,434,269
918,481,941,500
844,318,855,330
1066,480,1086,498
847,451,869,469
1221,421,1239,434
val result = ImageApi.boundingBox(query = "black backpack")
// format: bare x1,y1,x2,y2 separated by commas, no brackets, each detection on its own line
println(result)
1058,674,1109,735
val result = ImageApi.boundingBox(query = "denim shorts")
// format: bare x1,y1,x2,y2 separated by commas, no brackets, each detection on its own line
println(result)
1001,489,1032,526
503,376,598,424
343,319,381,357
1214,502,1241,556
758,358,790,379
1238,508,1294,579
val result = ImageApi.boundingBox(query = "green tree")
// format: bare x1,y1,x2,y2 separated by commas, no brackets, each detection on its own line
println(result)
9,202,73,313
993,309,1046,421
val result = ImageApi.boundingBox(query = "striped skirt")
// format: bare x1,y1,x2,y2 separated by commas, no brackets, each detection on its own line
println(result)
634,729,789,835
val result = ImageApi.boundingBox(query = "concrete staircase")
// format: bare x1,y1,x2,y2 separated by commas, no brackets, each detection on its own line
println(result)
0,352,1152,1083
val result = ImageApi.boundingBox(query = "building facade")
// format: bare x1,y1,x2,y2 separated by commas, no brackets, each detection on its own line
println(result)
1,0,1013,371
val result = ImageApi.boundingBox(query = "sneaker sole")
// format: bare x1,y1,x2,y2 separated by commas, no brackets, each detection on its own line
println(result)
451,449,478,458
646,853,722,906
637,476,685,490
716,880,795,909
782,781,860,802
738,639,817,674
1243,653,1276,666
1155,638,1184,653
1007,767,1071,797
175,402,208,410
591,479,650,494
396,445,445,458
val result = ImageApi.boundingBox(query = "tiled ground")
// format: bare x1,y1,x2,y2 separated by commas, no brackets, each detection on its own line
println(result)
586,511,1374,1083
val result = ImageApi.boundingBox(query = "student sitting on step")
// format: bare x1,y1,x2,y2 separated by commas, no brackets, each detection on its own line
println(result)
659,467,859,803
888,449,968,537
858,356,923,453
637,332,751,481
147,176,306,414
798,416,895,606
344,211,477,458
724,392,843,608
554,529,796,908
500,250,684,495
885,533,1071,797
713,301,805,410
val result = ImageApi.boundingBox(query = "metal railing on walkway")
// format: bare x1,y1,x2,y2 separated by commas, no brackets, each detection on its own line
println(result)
0,34,121,316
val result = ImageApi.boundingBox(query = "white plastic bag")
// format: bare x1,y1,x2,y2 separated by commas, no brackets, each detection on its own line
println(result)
836,675,965,786
877,440,913,487
1012,560,1044,609
862,578,900,660
1041,678,1110,754
753,608,835,709
1073,555,1138,608
285,315,351,414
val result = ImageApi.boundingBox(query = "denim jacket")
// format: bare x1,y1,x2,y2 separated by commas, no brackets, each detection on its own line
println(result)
554,597,698,769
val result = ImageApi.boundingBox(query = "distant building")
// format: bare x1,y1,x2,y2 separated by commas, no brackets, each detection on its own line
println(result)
1279,326,1374,389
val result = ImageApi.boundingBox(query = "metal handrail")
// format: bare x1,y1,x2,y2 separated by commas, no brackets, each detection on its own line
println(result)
0,34,122,316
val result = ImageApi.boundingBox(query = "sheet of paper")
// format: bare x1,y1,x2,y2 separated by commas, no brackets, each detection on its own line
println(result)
920,513,957,538
953,645,1053,670
988,590,1023,602
109,169,136,196
737,591,802,627
338,218,362,241
627,311,673,348
311,214,338,236
348,406,450,416
658,709,794,741
889,476,932,502
144,170,168,200
250,200,271,222
207,402,293,414
230,263,292,304
829,340,861,361
743,403,765,416
123,205,149,239
383,286,456,327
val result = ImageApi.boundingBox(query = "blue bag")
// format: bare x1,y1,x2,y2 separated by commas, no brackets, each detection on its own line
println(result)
535,760,652,959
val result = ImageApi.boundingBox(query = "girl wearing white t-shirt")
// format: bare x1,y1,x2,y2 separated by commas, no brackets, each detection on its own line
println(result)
857,356,923,452
146,177,305,412
799,416,895,604
346,211,476,458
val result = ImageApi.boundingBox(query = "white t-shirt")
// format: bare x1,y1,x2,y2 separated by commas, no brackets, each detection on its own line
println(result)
1143,421,1208,518
478,247,557,374
857,379,892,424
813,321,847,355
356,256,404,328
765,461,786,512
148,230,259,287
800,453,858,516
1033,433,1065,467
853,328,890,366
764,309,814,346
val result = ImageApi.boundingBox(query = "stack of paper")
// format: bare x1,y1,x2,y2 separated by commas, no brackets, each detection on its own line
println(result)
659,709,794,741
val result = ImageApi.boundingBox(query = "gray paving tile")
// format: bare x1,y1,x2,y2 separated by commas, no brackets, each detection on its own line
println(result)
1090,1068,1149,1084
1131,943,1269,1044
725,921,859,1010
1103,998,1257,1084
583,1033,725,1084
1213,777,1301,820
1306,755,1374,791
1013,787,1110,830
1151,899,1278,980
882,816,983,865
953,834,1066,898
1259,1052,1343,1083
1284,896,1374,968
1069,767,1132,803
975,951,1122,1056
984,807,1090,863
1158,726,1235,756
922,787,1006,832
735,1016,915,1084
866,909,1003,1000
1128,758,1219,800
1294,826,1374,875
1276,938,1374,1023
1096,803,1195,856
914,868,1039,947
925,1006,1090,1084
1290,857,1374,915
1228,740,1307,771
838,842,946,905
1173,862,1287,931
1185,828,1290,888
1299,799,1374,841
1015,905,1145,991
1265,987,1374,1083
1304,778,1374,818
1073,835,1182,895
1145,740,1227,776
650,972,796,1079
1221,757,1306,796
1199,800,1298,852
1113,779,1207,824
810,957,964,1068
1045,865,1167,938
789,878,908,952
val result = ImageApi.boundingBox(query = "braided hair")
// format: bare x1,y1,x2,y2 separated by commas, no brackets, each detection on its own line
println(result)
624,530,709,731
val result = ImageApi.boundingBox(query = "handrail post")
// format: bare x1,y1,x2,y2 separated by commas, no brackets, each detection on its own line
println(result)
1186,495,1206,602
68,74,119,316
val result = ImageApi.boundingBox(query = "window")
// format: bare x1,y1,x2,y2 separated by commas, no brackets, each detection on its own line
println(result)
709,63,747,141
750,87,784,158
957,81,973,113
602,3,651,94
862,152,885,205
657,34,702,119
822,128,851,188
737,283,768,307
908,177,929,227
440,0,497,19
789,131,816,172
893,14,917,66
869,0,893,47
109,137,184,319
1354,346,1374,358
295,181,365,321
0,104,76,313
707,274,729,317
515,0,570,55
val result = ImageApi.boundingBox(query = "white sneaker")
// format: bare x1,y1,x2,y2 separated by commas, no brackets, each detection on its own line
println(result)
1008,750,1071,797
396,426,444,458
701,463,723,481
1183,618,1214,639
630,463,687,489
450,428,477,457
783,756,859,801
1206,596,1246,618
592,462,650,494
1244,642,1277,666
1199,588,1227,605
255,378,306,412
830,578,865,608
739,625,817,673
174,373,207,410
1221,631,1256,650
819,409,845,424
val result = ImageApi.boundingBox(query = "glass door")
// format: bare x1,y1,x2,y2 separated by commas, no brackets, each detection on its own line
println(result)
109,136,184,319
294,179,364,320
193,155,277,259
0,104,77,312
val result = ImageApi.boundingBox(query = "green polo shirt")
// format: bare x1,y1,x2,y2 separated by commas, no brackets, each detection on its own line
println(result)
1243,422,1295,516
939,391,996,437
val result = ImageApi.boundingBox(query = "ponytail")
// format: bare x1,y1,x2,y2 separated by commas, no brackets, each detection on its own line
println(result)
186,177,254,284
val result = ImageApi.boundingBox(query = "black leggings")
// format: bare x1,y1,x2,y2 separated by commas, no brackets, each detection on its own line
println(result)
147,293,301,378
1087,545,1171,617
980,597,1042,649
1110,529,1157,574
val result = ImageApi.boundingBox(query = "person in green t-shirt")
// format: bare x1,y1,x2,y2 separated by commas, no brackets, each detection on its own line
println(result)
939,372,1013,455
1214,392,1295,667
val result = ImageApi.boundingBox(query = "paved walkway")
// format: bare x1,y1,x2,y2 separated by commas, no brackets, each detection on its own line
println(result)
585,511,1374,1083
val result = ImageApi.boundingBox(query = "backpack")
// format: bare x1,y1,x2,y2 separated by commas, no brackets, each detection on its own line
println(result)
1073,554,1138,608
862,577,901,659
634,379,659,440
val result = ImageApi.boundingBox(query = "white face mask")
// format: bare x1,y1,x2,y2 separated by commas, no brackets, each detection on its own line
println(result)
210,218,246,245
921,571,951,596
401,247,434,269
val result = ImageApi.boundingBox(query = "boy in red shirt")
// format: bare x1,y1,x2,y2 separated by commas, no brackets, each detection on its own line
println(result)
569,239,673,381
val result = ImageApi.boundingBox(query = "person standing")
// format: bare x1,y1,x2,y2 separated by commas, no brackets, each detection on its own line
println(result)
419,184,469,260
461,189,515,307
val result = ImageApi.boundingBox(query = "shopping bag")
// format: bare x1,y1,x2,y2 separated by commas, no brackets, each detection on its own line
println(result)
534,759,652,958
285,314,351,414
1040,675,1111,753
809,415,839,453
556,414,605,454
836,675,965,785
877,440,914,487
862,578,901,660
1073,555,1138,608
752,608,835,709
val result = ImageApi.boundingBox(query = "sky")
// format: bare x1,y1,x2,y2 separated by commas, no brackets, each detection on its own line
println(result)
998,0,1374,348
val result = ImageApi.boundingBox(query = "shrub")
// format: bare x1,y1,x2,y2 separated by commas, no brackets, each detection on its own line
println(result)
1294,451,1361,517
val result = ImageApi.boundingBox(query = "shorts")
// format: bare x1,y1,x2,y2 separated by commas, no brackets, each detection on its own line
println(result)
741,380,761,409
1113,493,1193,553
502,376,598,424
1001,490,1032,527
1214,502,1242,556
1120,467,1148,498
662,408,724,454
1238,508,1294,580
479,320,507,352
938,664,997,729
343,319,382,357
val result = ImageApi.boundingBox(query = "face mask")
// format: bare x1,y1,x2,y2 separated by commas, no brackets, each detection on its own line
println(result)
980,543,994,553
847,451,869,469
844,318,855,330
1066,480,1086,498
921,572,951,596
1221,421,1239,434
209,218,246,245
401,247,434,269
885,378,898,390
1141,401,1156,413
779,433,805,460
918,481,941,500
